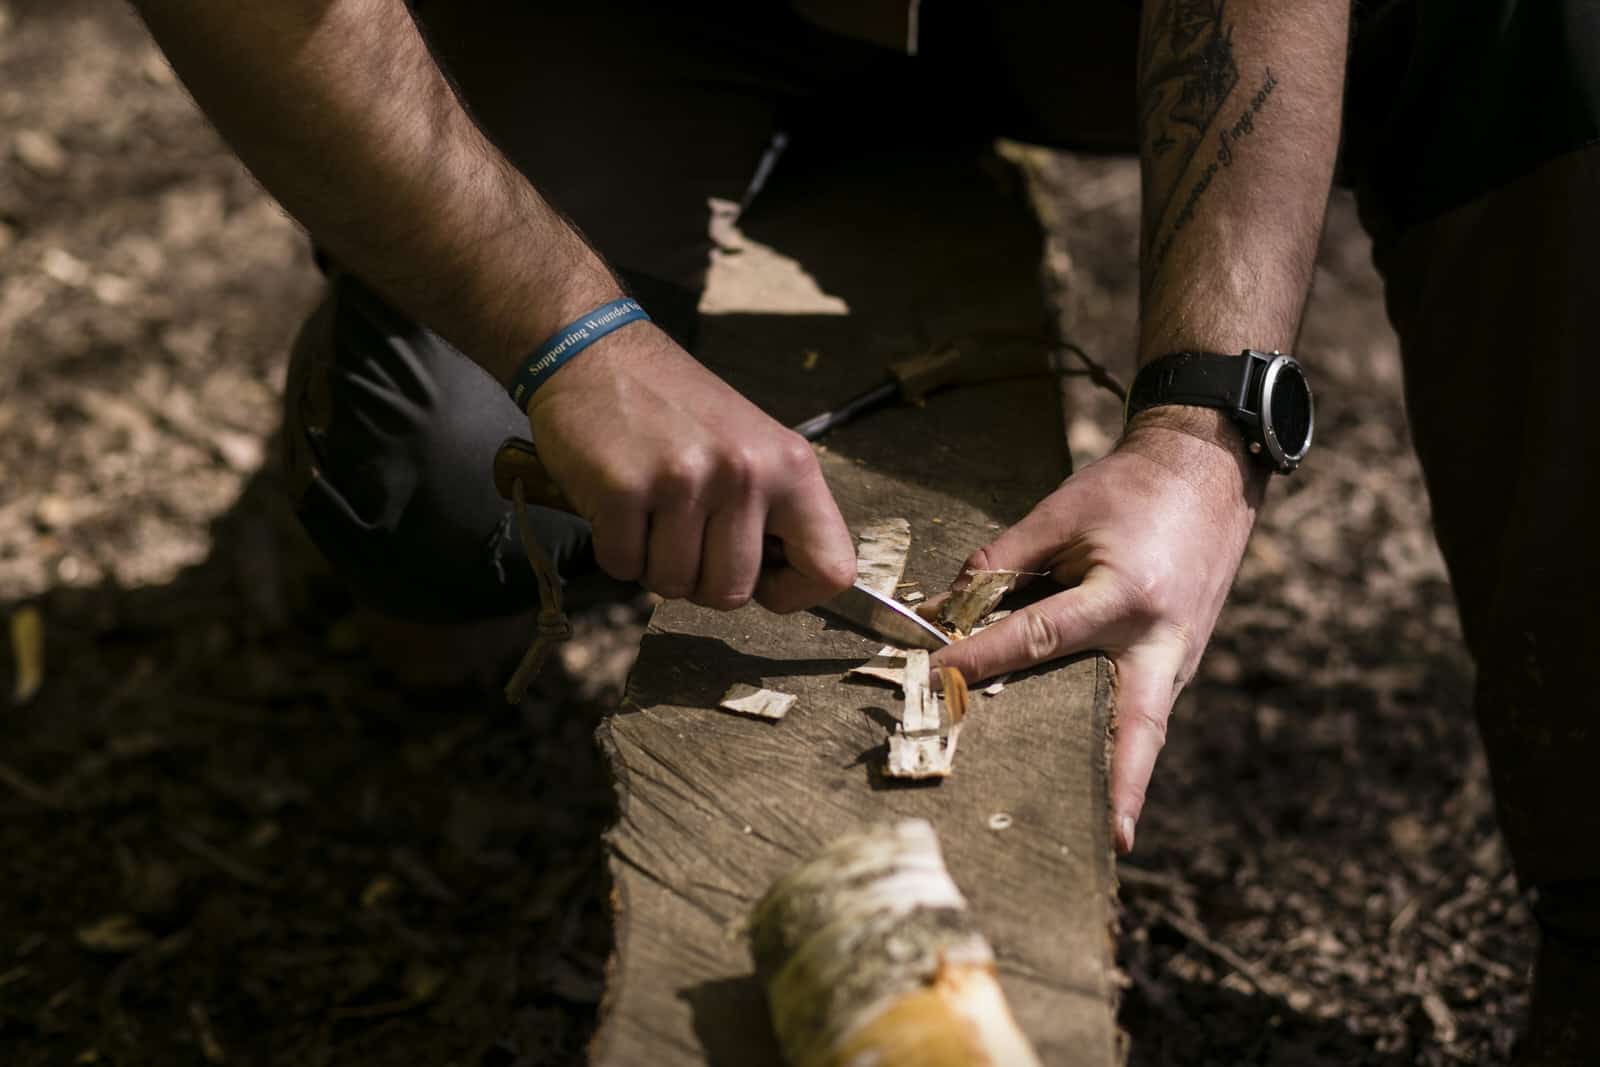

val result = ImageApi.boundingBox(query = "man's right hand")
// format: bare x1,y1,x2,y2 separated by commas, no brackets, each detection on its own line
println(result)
525,323,857,613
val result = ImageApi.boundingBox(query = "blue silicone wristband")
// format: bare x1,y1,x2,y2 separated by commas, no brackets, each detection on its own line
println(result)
507,297,650,408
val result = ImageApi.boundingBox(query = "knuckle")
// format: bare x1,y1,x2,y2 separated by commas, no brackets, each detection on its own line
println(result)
594,469,646,506
659,451,711,497
1127,701,1170,749
717,444,762,494
1120,563,1171,622
1162,619,1198,664
775,432,817,475
1020,609,1062,664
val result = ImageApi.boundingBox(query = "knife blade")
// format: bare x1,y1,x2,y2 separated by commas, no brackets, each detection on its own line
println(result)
818,582,951,651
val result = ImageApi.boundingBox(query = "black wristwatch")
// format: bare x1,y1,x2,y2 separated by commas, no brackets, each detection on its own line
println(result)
1125,349,1314,473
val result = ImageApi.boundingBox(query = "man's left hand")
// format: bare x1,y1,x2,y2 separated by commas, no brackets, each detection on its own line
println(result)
930,408,1263,854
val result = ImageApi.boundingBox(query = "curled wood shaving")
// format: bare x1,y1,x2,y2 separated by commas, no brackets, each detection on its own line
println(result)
937,570,1024,636
938,667,969,724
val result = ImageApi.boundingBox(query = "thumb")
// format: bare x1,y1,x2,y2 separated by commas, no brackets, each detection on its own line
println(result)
951,502,1078,593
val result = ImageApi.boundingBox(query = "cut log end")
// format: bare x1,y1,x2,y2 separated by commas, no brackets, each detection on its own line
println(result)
750,819,1041,1067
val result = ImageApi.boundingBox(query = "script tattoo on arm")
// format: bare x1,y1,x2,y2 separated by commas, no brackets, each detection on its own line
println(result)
1138,0,1241,279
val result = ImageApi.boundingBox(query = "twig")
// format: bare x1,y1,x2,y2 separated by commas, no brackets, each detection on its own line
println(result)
0,760,68,809
1148,901,1276,997
169,825,270,888
1116,862,1198,899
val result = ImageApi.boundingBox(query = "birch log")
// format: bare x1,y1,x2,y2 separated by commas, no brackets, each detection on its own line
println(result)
749,820,1042,1067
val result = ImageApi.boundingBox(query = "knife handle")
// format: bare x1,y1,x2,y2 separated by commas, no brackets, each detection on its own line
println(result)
493,437,576,513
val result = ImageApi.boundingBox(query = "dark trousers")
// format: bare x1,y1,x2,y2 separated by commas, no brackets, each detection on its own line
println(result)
280,4,1600,1057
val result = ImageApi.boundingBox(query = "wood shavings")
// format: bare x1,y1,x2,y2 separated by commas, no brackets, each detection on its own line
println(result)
854,518,911,598
749,819,1042,1067
848,651,907,687
718,683,796,721
885,651,967,779
938,570,1025,636
899,590,925,605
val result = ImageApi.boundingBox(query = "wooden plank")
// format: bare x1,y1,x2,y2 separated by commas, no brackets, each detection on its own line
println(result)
590,148,1121,1066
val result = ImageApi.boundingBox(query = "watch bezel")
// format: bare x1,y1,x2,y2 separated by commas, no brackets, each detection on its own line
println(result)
1254,352,1314,472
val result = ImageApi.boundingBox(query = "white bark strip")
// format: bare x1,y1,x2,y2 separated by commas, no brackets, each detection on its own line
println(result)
749,820,1042,1067
884,651,966,779
848,646,909,687
718,683,797,721
854,518,912,598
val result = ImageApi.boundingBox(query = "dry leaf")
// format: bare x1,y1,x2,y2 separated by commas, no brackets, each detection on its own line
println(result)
76,914,155,954
11,606,43,705
360,874,398,910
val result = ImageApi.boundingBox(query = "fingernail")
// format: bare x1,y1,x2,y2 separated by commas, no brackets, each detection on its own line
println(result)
1116,814,1136,854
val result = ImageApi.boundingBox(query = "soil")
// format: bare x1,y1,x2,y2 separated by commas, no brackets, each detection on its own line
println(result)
0,3,1534,1065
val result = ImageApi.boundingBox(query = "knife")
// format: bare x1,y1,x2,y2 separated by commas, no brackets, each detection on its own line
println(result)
493,438,951,649
818,582,950,650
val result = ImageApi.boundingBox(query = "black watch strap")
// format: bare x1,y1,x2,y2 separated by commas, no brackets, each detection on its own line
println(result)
1125,350,1260,420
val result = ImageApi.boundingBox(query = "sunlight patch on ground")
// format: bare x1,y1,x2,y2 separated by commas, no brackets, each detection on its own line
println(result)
700,197,850,316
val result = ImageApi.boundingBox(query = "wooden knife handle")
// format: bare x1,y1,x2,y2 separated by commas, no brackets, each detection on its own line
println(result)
493,437,576,513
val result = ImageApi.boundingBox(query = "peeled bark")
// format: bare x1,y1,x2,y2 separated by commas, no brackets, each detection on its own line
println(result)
884,651,967,780
855,518,912,598
937,570,1024,636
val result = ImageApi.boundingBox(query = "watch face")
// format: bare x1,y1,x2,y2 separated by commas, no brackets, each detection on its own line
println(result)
1271,362,1313,455
1260,356,1314,469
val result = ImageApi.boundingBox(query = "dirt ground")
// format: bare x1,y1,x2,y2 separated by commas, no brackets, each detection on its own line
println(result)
0,3,1535,1065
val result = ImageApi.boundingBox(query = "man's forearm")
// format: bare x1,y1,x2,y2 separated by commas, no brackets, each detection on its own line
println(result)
130,0,619,383
1137,0,1348,363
